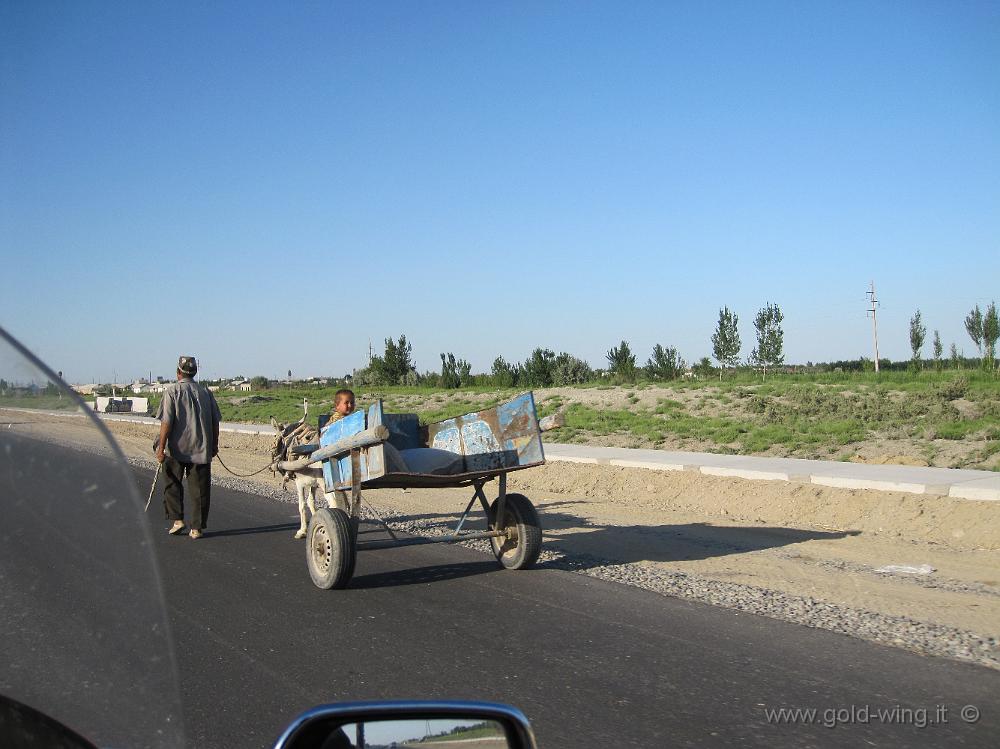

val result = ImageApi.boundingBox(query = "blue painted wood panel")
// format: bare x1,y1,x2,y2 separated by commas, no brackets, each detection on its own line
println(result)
319,392,545,490
319,408,366,490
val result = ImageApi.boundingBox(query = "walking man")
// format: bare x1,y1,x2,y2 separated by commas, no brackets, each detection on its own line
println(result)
156,355,221,539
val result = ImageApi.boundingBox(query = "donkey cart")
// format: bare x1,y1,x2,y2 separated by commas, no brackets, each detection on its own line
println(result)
275,392,560,590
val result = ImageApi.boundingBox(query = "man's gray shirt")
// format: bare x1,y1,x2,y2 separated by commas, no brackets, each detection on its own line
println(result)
157,378,221,464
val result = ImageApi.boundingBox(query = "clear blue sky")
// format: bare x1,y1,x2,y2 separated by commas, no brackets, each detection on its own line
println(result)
2,1,997,383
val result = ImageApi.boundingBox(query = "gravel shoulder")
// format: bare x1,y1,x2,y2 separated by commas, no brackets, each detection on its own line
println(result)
7,407,999,671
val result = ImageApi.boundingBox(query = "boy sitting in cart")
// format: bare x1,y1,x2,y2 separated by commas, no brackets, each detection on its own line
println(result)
320,389,355,434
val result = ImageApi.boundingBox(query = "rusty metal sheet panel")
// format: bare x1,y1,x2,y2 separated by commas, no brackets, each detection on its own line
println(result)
426,392,544,470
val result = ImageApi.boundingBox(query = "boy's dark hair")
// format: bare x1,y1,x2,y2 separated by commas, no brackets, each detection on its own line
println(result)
334,389,354,402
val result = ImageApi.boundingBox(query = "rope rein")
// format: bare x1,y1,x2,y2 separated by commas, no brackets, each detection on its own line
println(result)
152,414,316,481
214,453,277,478
214,419,317,478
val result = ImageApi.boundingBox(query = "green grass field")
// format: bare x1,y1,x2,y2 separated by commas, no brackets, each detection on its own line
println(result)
181,369,1000,469
198,385,524,426
16,368,993,470
546,370,999,469
0,393,81,411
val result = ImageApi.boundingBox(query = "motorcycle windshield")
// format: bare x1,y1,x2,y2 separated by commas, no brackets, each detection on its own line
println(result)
0,328,184,748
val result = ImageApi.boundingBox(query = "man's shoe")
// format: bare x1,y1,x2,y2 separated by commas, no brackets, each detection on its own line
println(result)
189,529,202,540
168,521,185,535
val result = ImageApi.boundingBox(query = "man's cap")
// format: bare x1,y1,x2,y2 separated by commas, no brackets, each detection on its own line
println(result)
177,356,198,375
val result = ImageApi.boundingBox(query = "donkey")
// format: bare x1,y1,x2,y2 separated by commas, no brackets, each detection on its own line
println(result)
270,405,348,539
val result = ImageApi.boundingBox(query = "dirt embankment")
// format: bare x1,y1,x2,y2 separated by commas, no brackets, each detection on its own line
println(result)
6,408,1000,670
530,381,1000,470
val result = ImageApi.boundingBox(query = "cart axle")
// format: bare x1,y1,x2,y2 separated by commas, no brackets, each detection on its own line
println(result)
357,528,506,551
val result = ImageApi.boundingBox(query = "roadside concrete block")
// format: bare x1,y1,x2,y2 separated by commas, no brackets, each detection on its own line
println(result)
949,478,1000,502
810,475,929,494
547,454,601,465
610,459,685,472
701,466,790,482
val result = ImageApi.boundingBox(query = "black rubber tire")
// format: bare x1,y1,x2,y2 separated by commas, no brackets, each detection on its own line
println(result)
306,508,356,589
489,493,542,570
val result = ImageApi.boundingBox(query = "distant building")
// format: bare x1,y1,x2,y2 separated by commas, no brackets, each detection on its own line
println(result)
94,396,149,415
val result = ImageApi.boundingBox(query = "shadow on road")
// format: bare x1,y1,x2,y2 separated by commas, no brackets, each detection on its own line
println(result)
205,522,301,537
350,560,499,589
537,519,860,569
372,501,860,568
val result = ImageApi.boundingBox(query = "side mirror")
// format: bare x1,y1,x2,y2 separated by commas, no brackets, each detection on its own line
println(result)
273,701,537,749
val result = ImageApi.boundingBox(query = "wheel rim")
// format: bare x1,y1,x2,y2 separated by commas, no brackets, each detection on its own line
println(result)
495,509,520,559
312,524,332,574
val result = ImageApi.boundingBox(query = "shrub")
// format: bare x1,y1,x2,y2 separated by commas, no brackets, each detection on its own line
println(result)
551,352,593,385
606,341,637,382
934,376,969,401
521,348,556,387
646,344,685,380
491,356,519,388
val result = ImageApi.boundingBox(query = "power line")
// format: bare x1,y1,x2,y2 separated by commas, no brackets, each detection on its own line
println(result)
866,281,880,374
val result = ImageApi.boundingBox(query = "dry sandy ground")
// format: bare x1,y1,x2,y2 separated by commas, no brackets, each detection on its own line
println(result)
6,408,1000,668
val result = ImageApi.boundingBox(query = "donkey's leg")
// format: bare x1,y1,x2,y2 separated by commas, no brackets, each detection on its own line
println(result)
305,479,318,519
294,480,309,539
324,489,349,513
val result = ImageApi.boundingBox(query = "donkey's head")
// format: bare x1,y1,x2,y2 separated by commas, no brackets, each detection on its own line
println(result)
270,400,311,461
269,416,303,463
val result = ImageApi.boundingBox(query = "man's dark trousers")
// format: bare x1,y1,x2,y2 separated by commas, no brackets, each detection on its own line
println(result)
163,456,211,530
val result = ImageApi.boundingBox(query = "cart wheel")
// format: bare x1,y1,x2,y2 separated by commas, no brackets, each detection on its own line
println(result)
489,493,542,570
307,508,356,589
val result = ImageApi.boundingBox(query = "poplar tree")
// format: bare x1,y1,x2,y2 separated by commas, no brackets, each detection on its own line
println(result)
750,303,784,381
984,302,999,372
909,310,926,369
965,305,984,365
711,307,741,380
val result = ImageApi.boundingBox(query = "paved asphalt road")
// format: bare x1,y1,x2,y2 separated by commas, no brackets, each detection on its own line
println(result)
3,437,1000,748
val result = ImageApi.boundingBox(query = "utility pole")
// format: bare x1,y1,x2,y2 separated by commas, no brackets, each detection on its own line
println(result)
866,281,880,374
